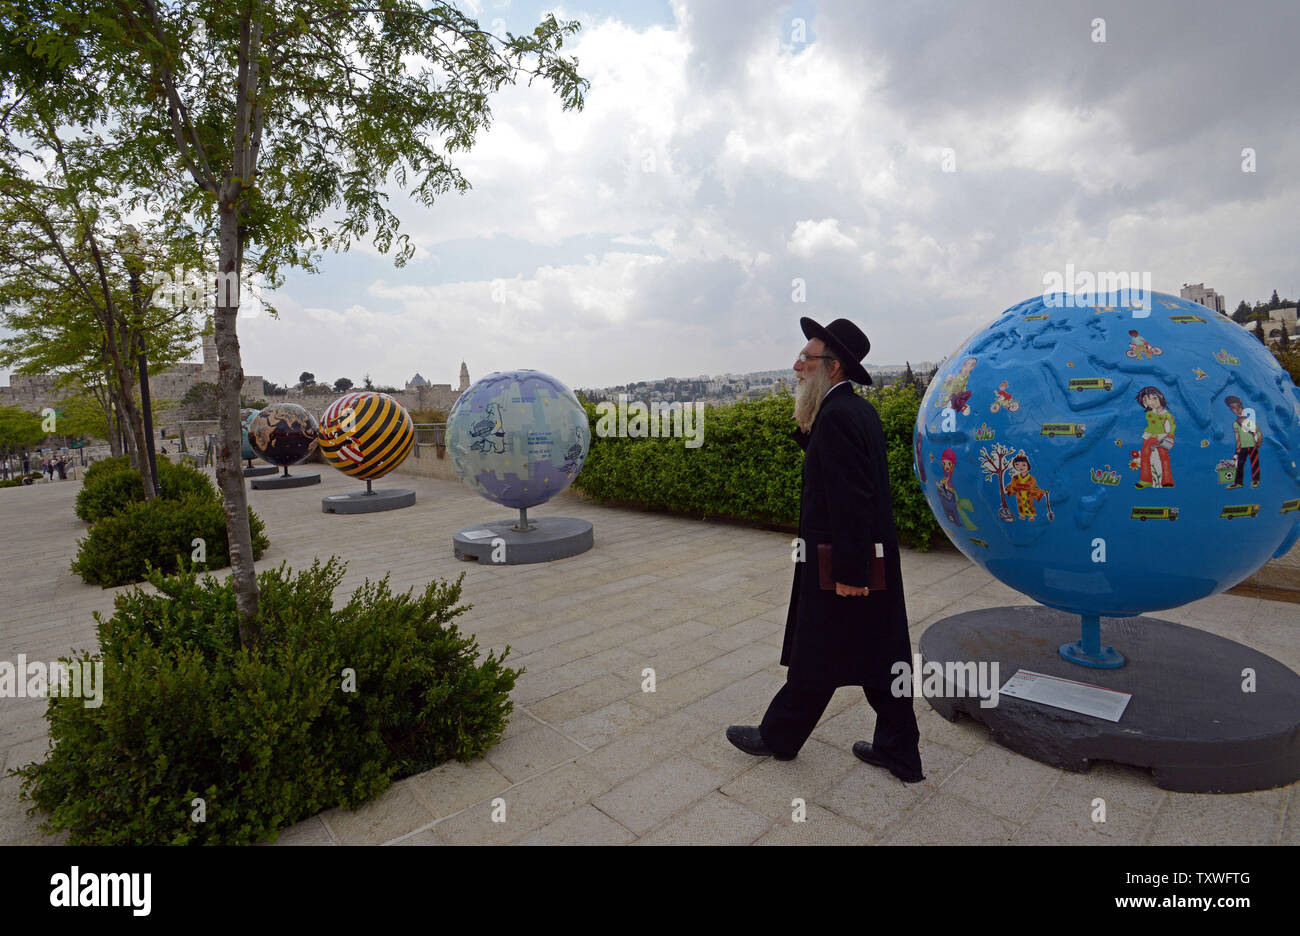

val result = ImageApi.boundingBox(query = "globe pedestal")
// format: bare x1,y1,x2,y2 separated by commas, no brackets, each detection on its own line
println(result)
251,465,321,490
243,459,278,478
453,511,593,564
322,479,415,514
919,606,1300,793
1059,614,1126,668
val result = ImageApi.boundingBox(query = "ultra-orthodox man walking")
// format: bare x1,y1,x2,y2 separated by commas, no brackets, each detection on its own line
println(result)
727,317,924,782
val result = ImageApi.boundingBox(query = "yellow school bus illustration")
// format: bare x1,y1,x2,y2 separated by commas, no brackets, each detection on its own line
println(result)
1219,504,1260,519
1132,506,1178,521
1068,377,1113,392
1041,422,1086,438
1169,314,1206,324
1280,498,1300,514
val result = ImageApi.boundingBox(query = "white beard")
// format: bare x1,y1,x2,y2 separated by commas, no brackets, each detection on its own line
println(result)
794,366,833,432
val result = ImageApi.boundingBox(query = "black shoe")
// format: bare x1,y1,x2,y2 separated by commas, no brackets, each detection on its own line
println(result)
852,741,925,783
726,725,795,760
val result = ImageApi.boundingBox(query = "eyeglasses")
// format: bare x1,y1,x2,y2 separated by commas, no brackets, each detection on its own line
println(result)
797,353,835,363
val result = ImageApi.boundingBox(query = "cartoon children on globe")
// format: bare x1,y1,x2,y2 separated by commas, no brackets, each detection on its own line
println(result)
937,447,960,523
1005,452,1054,522
1224,395,1262,489
1126,330,1162,360
1135,385,1175,488
989,380,1019,413
935,357,977,415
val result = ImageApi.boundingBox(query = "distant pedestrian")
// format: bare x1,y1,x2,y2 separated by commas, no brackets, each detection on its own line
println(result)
1,461,9,480
56,458,67,480
22,452,30,475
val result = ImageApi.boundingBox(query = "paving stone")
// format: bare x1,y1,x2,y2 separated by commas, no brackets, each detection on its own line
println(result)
559,699,657,749
518,805,636,845
484,725,588,782
433,763,612,845
719,738,857,822
526,674,639,725
593,754,730,835
816,761,928,836
880,791,1017,845
634,791,772,845
754,803,874,845
319,778,438,846
941,743,1063,822
1143,794,1284,845
405,758,512,819
271,816,336,846
577,711,715,785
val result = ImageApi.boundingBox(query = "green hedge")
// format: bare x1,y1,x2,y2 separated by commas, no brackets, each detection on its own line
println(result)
82,456,131,484
12,559,518,844
573,384,942,550
71,494,269,587
75,459,216,523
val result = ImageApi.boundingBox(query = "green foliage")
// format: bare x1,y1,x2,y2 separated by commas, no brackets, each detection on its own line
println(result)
13,559,516,845
71,495,269,587
82,456,131,484
74,459,217,523
180,381,220,418
1272,347,1300,387
573,385,943,550
0,404,45,452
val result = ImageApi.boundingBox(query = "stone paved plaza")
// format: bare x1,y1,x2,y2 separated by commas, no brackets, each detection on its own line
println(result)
1,469,1296,846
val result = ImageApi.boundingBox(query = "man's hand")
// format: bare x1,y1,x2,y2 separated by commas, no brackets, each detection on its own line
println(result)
835,582,868,597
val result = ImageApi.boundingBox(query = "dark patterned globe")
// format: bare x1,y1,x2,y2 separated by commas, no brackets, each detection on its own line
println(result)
247,403,319,467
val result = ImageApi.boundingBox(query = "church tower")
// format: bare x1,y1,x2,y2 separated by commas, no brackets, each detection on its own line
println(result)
459,362,470,391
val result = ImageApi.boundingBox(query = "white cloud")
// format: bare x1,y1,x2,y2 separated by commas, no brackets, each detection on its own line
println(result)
787,218,856,257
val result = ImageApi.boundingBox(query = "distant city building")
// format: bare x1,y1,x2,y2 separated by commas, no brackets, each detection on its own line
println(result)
1246,305,1298,345
1180,282,1226,314
407,372,430,387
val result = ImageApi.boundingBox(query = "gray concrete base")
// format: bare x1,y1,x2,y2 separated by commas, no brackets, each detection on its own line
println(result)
919,606,1300,793
251,472,321,490
243,465,279,477
453,517,594,564
322,488,416,514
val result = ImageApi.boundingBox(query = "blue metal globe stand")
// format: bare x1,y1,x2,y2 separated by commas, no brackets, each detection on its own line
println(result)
1059,613,1126,668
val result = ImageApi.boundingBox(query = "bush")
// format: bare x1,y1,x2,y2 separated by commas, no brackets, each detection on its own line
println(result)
75,459,217,523
71,494,269,587
82,456,131,484
13,559,517,845
572,384,944,549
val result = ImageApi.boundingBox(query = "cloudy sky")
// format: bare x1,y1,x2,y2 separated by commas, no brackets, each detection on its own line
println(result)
9,0,1299,392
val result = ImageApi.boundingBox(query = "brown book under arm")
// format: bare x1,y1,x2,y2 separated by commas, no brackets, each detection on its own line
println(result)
818,542,887,591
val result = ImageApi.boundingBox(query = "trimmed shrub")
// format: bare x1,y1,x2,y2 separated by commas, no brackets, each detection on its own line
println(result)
573,384,943,549
70,494,269,587
82,456,131,484
75,459,217,523
13,559,517,845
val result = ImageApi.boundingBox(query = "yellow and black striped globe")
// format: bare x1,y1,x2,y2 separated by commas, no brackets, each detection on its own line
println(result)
317,392,415,481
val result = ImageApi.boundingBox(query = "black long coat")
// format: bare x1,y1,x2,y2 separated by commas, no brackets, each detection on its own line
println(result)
780,382,911,690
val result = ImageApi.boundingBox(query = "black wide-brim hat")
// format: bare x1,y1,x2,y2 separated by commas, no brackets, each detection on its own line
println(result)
800,317,872,385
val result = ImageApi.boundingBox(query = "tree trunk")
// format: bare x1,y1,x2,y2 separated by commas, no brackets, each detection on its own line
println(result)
215,201,260,645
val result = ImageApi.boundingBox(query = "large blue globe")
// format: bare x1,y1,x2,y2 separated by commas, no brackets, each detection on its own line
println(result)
447,370,590,510
914,291,1300,617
